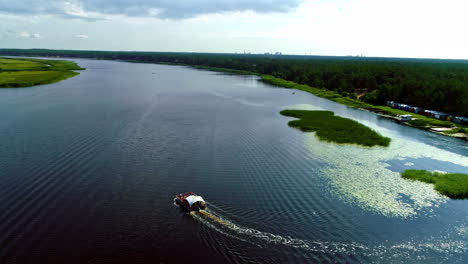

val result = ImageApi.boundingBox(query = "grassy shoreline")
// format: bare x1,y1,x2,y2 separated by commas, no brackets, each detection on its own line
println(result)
3,55,464,138
280,110,391,147
261,75,465,130
401,170,468,199
180,66,465,138
180,65,465,133
0,57,84,88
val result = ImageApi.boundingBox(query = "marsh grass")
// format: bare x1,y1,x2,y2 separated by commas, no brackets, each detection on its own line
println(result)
280,110,391,147
402,170,468,199
262,75,372,108
0,57,84,88
0,71,79,87
408,119,429,127
443,127,467,134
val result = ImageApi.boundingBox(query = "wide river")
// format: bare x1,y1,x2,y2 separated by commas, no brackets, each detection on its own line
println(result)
0,58,467,263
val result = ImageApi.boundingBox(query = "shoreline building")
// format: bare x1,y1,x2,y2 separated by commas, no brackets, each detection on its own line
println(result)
386,101,467,124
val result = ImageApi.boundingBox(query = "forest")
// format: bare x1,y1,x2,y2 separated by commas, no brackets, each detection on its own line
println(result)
1,49,466,116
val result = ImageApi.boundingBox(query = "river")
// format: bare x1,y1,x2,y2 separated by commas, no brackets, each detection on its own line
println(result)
0,58,467,263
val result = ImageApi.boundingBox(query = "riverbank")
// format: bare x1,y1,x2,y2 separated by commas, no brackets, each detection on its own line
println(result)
0,57,84,88
401,170,468,199
1,54,465,140
153,63,467,140
260,75,467,140
280,110,391,147
158,64,466,139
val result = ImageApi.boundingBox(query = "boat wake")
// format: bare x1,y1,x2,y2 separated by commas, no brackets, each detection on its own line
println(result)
189,204,468,261
190,206,365,254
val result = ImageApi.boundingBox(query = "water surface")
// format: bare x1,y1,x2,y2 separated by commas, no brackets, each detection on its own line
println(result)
0,59,467,263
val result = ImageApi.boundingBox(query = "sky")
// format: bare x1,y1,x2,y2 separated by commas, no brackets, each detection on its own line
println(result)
1,0,468,59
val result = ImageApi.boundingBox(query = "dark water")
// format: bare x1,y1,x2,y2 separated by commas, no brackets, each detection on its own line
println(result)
0,59,467,264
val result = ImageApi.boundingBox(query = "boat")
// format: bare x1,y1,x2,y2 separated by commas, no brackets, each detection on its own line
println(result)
175,192,207,211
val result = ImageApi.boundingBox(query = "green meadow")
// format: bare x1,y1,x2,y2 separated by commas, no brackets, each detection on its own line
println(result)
402,170,468,199
0,57,84,87
280,110,391,147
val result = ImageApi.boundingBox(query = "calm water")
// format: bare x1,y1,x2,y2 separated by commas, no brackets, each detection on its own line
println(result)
0,59,467,264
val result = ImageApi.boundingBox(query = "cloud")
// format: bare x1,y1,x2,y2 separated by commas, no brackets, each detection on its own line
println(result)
0,0,303,19
17,31,43,39
76,34,89,39
18,32,30,38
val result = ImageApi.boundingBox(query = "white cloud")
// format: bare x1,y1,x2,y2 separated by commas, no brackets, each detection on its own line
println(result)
32,33,43,39
76,34,89,39
17,31,43,39
18,32,30,38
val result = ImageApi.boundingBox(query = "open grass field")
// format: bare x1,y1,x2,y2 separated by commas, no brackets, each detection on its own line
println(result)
280,110,391,147
402,170,468,199
0,58,47,70
0,57,84,87
0,71,79,87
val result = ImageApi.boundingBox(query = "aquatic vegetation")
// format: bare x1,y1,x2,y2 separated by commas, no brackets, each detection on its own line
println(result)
280,110,391,147
263,75,372,109
304,126,468,218
402,170,468,199
0,57,84,87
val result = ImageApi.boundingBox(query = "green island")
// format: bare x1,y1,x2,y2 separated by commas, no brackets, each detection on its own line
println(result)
280,110,391,147
401,170,468,199
0,57,84,88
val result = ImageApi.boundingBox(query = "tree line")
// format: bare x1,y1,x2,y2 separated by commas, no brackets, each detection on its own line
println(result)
1,49,466,116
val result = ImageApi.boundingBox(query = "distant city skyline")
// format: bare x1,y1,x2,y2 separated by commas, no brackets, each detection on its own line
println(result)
1,0,468,59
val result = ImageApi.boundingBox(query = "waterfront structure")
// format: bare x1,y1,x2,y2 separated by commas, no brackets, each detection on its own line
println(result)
400,115,412,121
386,101,466,124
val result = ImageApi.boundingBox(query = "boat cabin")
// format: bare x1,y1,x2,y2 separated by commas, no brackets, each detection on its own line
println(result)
175,192,207,211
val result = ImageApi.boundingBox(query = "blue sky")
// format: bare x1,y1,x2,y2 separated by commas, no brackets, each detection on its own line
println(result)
1,0,467,59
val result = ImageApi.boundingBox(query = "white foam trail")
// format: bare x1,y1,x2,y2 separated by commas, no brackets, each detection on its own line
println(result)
191,208,366,254
189,206,468,260
190,211,254,245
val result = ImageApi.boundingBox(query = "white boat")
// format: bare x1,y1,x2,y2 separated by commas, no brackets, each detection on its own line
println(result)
175,192,207,211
